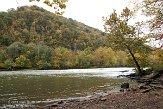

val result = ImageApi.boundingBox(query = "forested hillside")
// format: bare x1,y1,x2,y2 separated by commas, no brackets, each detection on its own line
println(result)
0,6,108,50
0,6,161,70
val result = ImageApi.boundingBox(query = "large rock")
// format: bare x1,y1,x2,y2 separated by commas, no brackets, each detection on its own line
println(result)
121,83,129,89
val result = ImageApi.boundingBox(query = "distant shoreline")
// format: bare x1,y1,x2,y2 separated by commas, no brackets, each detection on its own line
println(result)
0,67,135,71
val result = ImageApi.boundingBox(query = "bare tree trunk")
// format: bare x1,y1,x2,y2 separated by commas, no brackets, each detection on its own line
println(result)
127,46,142,74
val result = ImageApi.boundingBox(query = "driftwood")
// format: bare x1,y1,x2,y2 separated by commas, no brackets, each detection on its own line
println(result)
148,73,162,80
122,70,163,93
141,88,152,93
149,84,163,89
139,70,163,93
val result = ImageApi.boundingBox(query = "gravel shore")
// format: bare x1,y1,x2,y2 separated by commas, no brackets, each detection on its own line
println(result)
46,71,163,109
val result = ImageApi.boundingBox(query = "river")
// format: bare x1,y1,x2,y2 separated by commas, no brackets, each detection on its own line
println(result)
0,67,137,108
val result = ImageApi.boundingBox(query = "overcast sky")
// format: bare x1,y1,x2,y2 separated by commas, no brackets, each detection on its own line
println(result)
0,0,134,31
64,0,131,31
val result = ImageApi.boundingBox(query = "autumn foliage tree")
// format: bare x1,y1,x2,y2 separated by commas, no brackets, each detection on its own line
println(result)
104,7,150,74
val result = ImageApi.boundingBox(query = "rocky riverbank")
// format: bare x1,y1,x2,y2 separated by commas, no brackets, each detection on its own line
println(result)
40,70,163,109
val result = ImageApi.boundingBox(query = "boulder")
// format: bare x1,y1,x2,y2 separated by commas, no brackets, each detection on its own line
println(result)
58,100,64,104
121,83,129,89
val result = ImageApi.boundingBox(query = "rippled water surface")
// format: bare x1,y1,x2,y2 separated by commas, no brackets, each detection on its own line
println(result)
0,68,136,108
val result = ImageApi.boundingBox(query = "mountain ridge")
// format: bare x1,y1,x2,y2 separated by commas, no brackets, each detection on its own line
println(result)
0,5,108,50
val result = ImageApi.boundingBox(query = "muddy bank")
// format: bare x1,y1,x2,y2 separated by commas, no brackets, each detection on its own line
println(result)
40,90,163,109
45,90,163,109
41,70,163,109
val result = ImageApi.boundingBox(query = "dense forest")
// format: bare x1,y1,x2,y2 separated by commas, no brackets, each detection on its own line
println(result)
0,6,162,70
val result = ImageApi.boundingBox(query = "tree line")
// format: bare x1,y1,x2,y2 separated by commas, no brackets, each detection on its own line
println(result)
0,42,130,70
0,5,162,71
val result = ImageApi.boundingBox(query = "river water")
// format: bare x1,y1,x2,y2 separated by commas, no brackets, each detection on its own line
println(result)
0,67,136,108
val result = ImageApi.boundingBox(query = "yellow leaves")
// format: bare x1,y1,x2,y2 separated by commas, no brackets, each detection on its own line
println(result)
74,50,92,68
14,55,31,68
152,49,163,61
149,49,163,71
133,52,150,67
51,47,75,69
135,53,141,58
115,51,128,66
0,63,5,69
92,47,118,67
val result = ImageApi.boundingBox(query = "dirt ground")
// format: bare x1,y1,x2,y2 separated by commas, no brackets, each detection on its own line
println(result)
47,90,162,109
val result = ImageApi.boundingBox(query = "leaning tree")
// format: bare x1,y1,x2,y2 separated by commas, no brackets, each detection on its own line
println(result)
104,7,151,74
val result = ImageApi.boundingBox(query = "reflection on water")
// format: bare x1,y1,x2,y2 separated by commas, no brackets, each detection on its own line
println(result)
0,68,136,108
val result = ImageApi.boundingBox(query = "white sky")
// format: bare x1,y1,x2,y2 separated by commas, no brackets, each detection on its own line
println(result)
64,0,131,31
0,0,132,31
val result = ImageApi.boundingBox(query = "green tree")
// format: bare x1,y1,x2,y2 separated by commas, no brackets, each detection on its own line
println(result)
4,59,13,70
0,34,13,46
115,50,128,66
0,50,7,63
26,43,37,66
36,60,51,69
150,49,163,71
75,48,93,68
6,42,28,60
104,7,148,74
36,44,52,62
